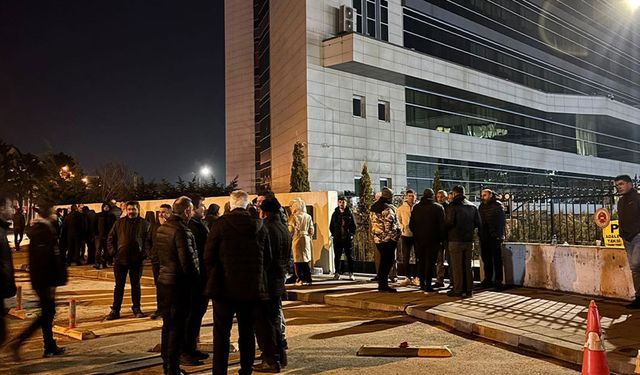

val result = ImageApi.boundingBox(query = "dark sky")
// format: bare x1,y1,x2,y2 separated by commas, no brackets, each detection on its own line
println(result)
0,0,225,182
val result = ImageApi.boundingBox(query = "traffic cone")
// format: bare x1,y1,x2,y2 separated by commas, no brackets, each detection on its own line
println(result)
581,300,610,375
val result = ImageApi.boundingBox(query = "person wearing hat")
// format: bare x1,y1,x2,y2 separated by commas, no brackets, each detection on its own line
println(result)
410,189,445,292
370,187,401,292
254,196,291,372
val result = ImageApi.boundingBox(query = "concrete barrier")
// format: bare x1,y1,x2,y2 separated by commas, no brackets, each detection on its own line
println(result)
503,243,636,300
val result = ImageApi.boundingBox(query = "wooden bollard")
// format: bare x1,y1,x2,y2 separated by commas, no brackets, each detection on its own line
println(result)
69,299,77,329
15,285,22,310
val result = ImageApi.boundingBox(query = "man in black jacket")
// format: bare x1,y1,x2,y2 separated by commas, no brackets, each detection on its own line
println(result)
445,186,481,298
155,196,199,375
61,204,86,265
204,190,272,375
149,203,172,320
409,189,445,292
82,206,97,265
615,175,640,309
11,205,66,359
330,196,357,280
106,201,151,320
478,189,506,291
254,196,291,373
183,196,210,365
0,195,16,346
94,203,117,269
12,206,25,251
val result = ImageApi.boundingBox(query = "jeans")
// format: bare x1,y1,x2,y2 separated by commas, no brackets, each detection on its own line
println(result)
16,287,57,351
212,299,258,375
333,239,354,274
480,238,504,284
111,262,143,311
376,241,397,289
623,235,640,299
159,284,188,375
399,236,416,278
449,242,474,295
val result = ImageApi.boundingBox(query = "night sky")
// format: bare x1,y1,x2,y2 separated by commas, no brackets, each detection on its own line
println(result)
0,0,225,182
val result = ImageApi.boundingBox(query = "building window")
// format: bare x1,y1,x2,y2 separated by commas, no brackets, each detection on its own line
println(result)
353,0,388,42
380,177,392,190
353,95,366,117
378,100,390,122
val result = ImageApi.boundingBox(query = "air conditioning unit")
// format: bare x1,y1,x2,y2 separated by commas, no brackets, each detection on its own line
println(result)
338,5,354,34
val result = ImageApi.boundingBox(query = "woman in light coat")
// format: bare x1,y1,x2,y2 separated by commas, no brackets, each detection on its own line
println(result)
288,198,314,285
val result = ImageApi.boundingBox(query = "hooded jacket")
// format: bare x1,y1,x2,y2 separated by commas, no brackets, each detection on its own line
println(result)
288,199,314,263
370,198,400,244
204,208,271,301
445,195,481,243
0,218,16,298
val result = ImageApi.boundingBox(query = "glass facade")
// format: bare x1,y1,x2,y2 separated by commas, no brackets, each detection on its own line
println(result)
403,0,640,105
406,155,612,200
353,0,389,41
405,84,640,163
254,0,271,192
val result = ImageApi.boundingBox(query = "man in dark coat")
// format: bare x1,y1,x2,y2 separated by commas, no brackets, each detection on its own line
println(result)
254,197,291,372
11,205,66,359
94,203,117,269
183,196,210,365
149,203,172,319
82,206,97,265
329,196,357,280
478,189,506,291
614,174,640,309
61,204,86,265
204,190,272,375
12,206,26,251
106,201,151,320
155,196,200,375
445,186,481,298
0,195,16,346
410,189,445,292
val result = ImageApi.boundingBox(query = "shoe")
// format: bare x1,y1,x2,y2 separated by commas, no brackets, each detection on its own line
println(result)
626,298,640,309
253,361,281,373
333,273,341,280
191,350,210,360
370,276,379,281
132,308,146,318
494,283,504,292
150,310,160,320
43,346,66,358
180,353,204,366
431,282,445,288
477,280,493,289
398,278,411,287
447,290,463,297
348,273,355,281
105,309,120,321
378,287,397,293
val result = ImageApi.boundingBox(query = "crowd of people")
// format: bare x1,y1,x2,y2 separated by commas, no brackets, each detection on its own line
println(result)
1,175,640,374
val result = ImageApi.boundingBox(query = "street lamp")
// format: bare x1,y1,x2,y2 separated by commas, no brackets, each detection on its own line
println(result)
199,166,212,178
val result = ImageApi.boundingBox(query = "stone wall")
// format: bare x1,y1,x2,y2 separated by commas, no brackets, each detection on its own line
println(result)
503,243,635,300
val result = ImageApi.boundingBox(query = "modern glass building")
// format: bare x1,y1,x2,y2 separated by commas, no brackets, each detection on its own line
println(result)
225,0,640,197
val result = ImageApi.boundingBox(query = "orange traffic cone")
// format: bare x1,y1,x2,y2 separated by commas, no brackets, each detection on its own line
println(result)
581,300,610,375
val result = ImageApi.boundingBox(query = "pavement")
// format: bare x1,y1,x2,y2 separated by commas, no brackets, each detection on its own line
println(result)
6,250,640,374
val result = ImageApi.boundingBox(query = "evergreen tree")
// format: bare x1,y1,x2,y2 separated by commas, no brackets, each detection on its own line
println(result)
432,169,443,193
358,163,374,211
290,142,310,192
354,163,376,262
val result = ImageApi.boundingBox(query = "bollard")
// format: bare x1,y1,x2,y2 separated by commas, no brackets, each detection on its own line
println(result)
69,299,77,329
15,285,22,311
